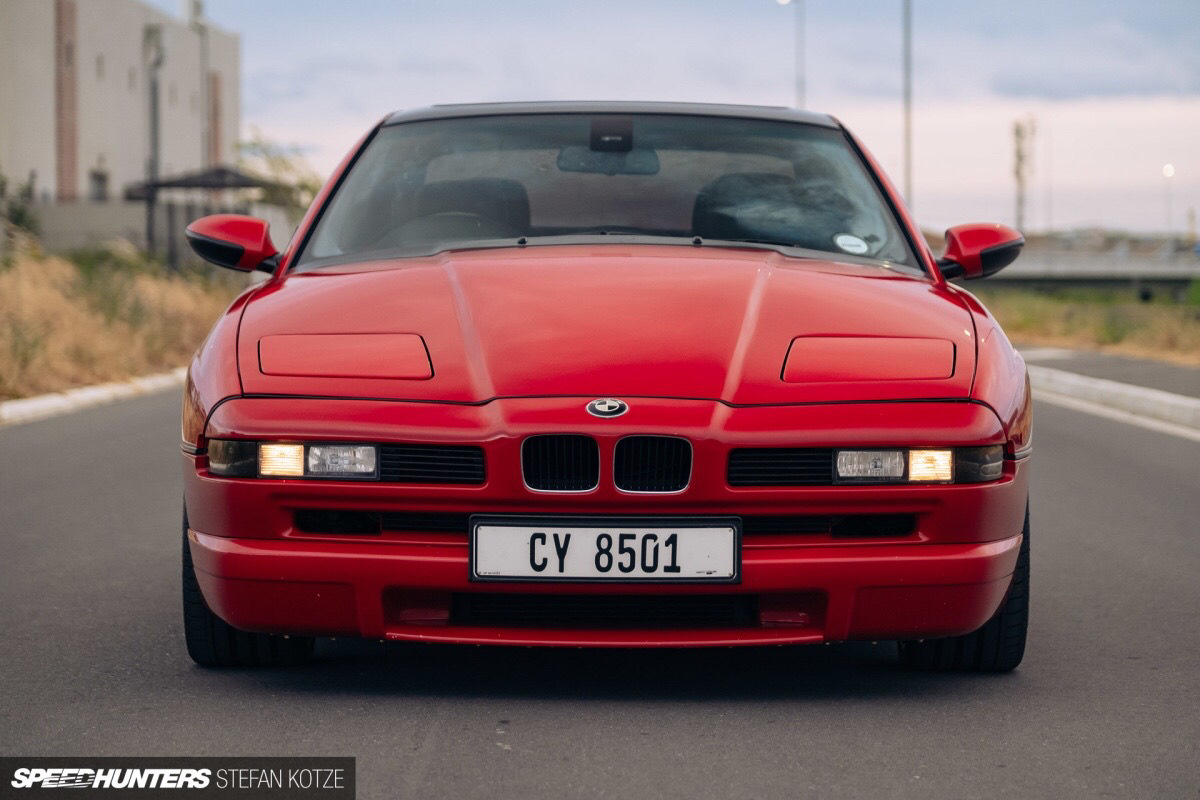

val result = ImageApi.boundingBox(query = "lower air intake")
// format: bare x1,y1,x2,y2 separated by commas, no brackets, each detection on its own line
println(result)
452,594,757,629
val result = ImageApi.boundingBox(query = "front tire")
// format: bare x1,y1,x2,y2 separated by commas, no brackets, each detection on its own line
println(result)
182,507,315,667
898,502,1030,672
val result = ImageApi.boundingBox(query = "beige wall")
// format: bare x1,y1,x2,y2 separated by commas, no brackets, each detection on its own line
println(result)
34,200,291,260
0,0,240,202
0,0,57,199
206,23,240,169
35,200,150,250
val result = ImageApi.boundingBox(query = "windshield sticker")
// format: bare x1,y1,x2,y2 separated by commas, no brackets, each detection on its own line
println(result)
834,233,869,255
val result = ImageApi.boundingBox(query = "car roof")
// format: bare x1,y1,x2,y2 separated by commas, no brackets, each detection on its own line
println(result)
383,101,839,128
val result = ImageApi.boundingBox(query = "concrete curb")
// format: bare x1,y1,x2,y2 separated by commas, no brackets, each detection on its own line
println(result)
1028,364,1200,431
0,368,186,427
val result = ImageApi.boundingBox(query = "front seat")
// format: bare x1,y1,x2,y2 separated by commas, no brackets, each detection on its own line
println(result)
692,171,857,252
692,173,798,242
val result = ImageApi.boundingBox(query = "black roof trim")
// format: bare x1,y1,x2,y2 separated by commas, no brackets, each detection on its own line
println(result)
383,101,839,128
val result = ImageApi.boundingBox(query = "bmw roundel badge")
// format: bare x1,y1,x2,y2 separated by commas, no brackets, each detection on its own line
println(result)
586,398,628,418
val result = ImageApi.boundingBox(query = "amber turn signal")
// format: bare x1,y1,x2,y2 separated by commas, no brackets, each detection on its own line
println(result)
908,450,954,482
258,443,305,477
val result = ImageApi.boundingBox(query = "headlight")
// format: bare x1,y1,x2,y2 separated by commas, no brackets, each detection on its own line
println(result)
307,444,377,477
835,445,1003,484
205,441,379,480
835,450,905,481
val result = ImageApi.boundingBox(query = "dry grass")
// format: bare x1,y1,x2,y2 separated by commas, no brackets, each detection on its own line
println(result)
0,240,244,400
972,287,1200,367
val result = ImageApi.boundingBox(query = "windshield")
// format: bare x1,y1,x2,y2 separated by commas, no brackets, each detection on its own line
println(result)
297,113,915,269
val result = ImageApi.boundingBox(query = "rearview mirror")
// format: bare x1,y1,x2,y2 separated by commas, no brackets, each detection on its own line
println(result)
937,223,1024,280
185,214,279,272
557,145,660,175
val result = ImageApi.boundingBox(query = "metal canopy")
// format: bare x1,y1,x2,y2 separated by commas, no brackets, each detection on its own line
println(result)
124,165,275,199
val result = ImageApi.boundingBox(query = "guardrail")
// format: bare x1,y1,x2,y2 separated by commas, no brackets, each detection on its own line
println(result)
994,248,1200,291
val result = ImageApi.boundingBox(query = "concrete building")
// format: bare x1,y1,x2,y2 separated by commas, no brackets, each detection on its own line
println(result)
0,0,239,204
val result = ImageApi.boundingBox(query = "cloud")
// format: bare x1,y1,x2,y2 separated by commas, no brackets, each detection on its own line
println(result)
245,53,480,121
988,21,1200,99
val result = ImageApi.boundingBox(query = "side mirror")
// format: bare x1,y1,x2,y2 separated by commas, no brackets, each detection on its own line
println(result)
937,223,1024,280
185,214,279,272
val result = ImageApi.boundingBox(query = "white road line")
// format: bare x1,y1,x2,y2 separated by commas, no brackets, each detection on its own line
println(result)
1033,389,1200,444
1027,364,1200,431
1019,347,1078,362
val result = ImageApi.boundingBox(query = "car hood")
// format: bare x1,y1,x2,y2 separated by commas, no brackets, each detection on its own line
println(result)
238,245,977,405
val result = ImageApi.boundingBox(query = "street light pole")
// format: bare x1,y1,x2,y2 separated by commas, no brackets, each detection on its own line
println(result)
795,0,805,109
777,0,805,109
189,0,210,170
142,24,164,258
1163,164,1175,240
902,0,912,207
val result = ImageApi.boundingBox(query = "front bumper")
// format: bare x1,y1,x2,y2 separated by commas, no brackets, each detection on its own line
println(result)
185,396,1029,646
189,528,1021,646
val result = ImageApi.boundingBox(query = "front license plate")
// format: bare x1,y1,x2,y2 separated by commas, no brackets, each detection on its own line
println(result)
469,516,741,583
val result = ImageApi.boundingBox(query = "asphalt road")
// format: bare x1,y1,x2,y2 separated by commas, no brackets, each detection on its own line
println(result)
1,391,1197,799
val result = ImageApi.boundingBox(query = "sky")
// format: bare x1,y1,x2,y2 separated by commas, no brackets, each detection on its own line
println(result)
148,0,1200,234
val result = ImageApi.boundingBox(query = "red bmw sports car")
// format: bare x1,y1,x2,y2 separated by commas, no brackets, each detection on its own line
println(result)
181,102,1031,671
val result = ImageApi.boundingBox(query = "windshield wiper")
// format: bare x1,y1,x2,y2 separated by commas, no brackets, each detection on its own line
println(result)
513,233,813,254
704,236,802,249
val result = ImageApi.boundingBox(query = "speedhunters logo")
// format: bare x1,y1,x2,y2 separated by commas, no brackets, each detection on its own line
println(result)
0,759,354,798
11,768,210,789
